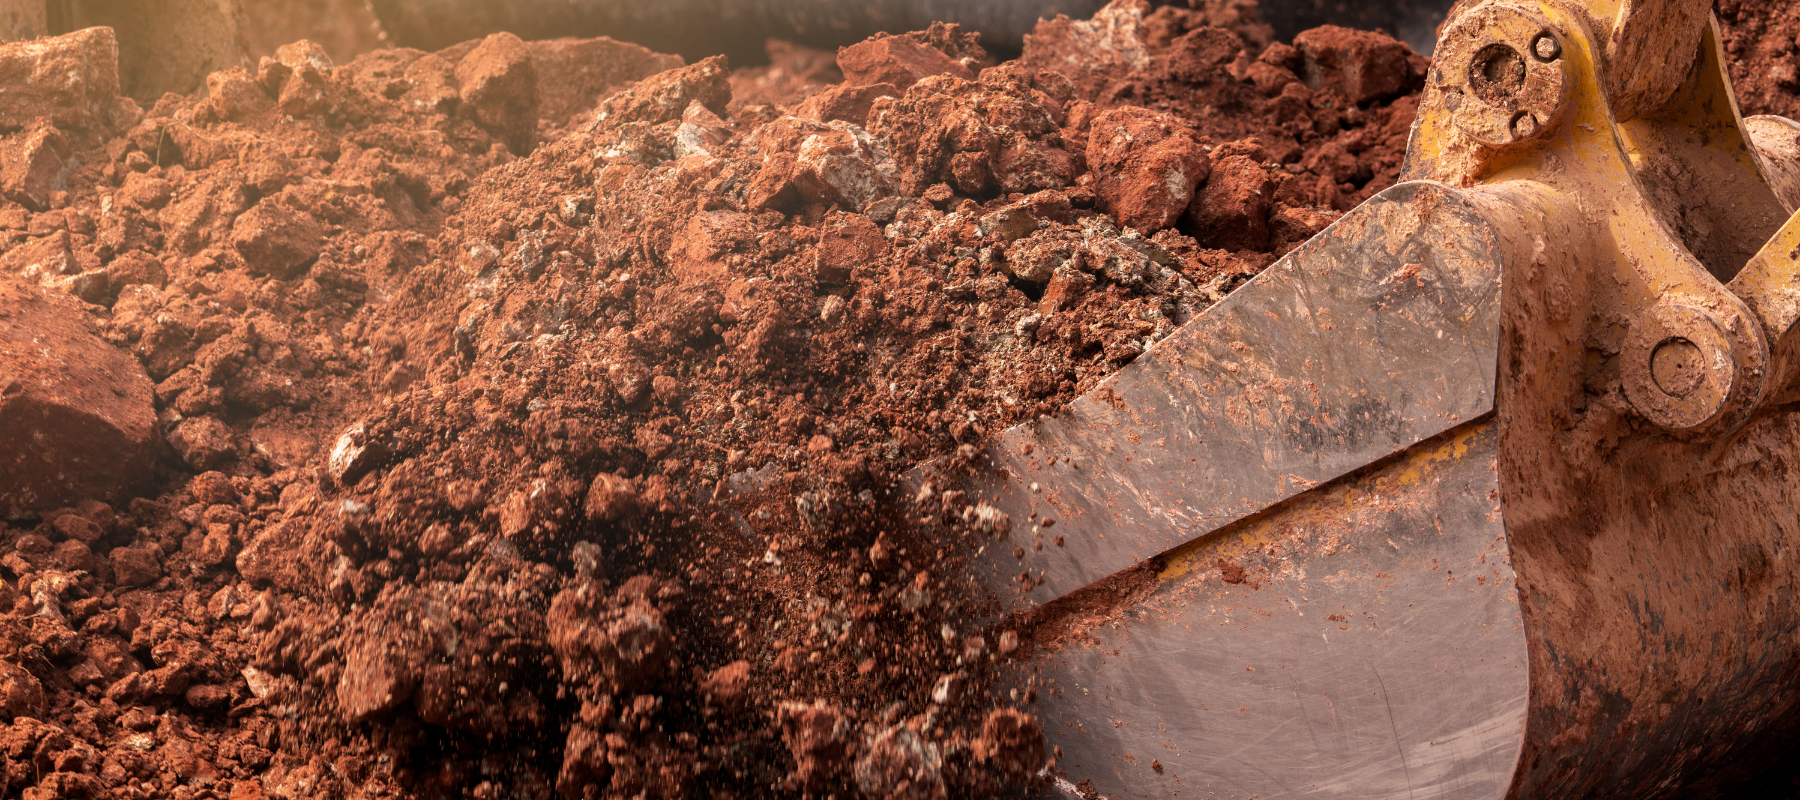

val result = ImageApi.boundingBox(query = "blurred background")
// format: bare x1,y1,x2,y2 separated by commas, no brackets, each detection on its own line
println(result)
0,0,1459,101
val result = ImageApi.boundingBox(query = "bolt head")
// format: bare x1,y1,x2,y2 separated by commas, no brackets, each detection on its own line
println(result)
1532,34,1561,62
1511,112,1540,139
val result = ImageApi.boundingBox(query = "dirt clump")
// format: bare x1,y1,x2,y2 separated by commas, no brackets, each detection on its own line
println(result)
0,275,157,519
1723,0,1800,122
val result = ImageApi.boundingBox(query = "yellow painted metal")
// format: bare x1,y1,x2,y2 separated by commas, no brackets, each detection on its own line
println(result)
1401,0,1800,438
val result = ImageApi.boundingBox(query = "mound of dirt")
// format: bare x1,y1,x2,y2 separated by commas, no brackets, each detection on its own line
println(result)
1724,0,1800,121
2,0,1796,798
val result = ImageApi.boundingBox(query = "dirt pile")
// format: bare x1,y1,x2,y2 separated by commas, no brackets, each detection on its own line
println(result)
22,0,1800,797
1724,0,1800,122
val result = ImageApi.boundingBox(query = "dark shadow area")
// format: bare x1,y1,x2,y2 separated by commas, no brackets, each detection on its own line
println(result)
1728,734,1800,799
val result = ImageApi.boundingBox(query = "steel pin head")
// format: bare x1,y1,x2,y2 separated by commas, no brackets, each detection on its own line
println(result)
1511,112,1540,139
1532,34,1561,62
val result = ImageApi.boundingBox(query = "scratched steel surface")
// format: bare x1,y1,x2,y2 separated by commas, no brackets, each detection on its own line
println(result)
947,181,1507,606
1032,421,1527,800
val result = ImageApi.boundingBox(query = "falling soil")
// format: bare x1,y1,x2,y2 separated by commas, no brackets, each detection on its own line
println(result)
1,0,1797,798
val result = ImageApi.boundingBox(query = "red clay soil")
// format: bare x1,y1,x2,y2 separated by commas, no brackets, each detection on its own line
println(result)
1723,0,1800,121
0,1,1795,798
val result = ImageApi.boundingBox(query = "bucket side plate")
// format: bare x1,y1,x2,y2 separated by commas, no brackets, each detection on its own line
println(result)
1029,421,1527,800
950,180,1507,608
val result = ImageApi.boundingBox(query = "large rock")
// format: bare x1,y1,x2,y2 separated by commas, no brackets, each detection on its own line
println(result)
1292,25,1421,105
0,275,156,519
455,32,540,155
594,55,730,129
1020,0,1153,101
231,198,324,279
527,37,684,124
1086,106,1210,234
1186,151,1276,251
0,124,70,211
0,27,125,129
744,116,897,213
837,35,973,89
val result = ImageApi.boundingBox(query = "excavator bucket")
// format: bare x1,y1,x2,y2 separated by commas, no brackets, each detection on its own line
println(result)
922,1,1800,797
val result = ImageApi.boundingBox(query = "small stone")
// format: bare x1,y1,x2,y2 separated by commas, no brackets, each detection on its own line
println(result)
50,539,92,571
206,66,270,121
327,423,389,486
651,375,683,405
584,472,638,522
196,524,235,566
418,524,456,558
743,117,897,214
275,40,333,73
249,590,279,628
50,513,102,545
337,637,412,723
607,359,653,405
595,55,730,131
186,470,239,506
971,708,1046,780
497,490,535,538
109,546,162,588
241,666,280,699
400,54,457,113
776,700,853,791
699,660,750,711
231,199,324,279
931,671,966,704
672,101,732,159
1186,151,1276,251
527,36,683,123
0,660,43,721
0,124,69,211
207,585,238,619
119,171,173,210
667,209,755,284
814,211,887,285
167,414,236,471
0,228,77,280
83,638,141,685
277,63,330,117
796,82,899,126
106,250,167,289
236,520,303,589
1039,267,1094,312
184,683,231,712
